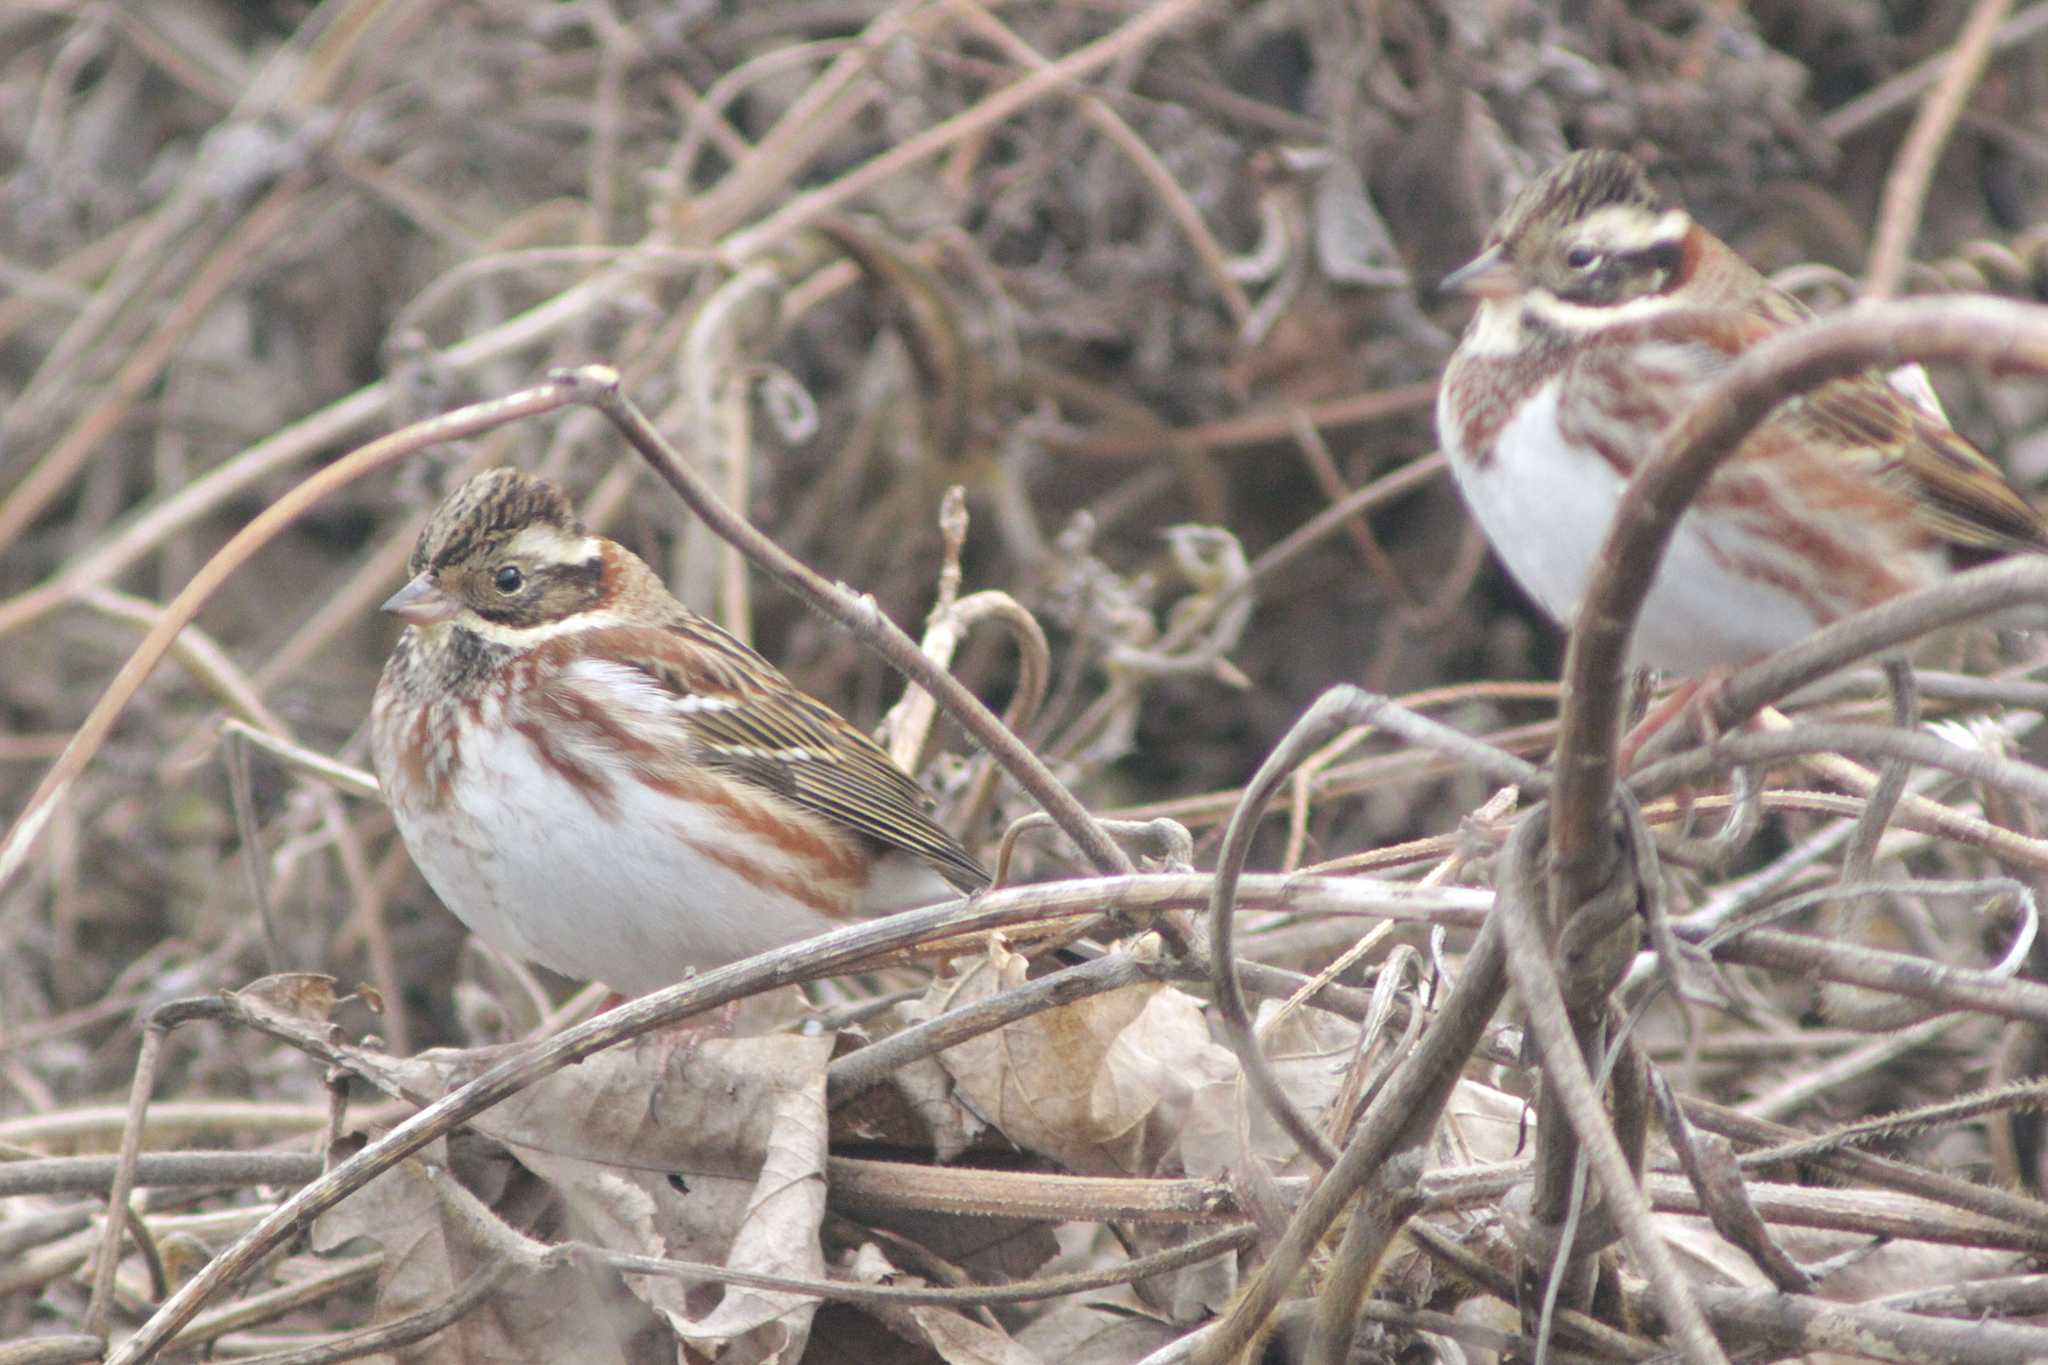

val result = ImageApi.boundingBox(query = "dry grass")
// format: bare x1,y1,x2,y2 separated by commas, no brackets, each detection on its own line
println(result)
8,2,2048,1361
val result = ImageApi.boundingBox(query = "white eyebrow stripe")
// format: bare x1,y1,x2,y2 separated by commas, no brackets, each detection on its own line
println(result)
502,525,603,562
1570,206,1690,254
1645,208,1691,245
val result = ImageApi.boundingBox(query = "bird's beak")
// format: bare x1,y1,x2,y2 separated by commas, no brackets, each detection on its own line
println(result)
1439,245,1519,299
380,572,460,625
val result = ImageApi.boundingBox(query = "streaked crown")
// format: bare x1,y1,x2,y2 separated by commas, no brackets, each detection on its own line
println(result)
402,470,610,633
1473,150,1694,308
409,468,580,575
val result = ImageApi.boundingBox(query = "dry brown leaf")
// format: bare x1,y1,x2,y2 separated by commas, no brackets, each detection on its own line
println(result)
358,1031,836,1361
227,972,340,1030
874,1048,990,1163
865,1300,1047,1365
1179,999,1352,1180
801,1304,940,1365
310,1144,631,1364
1438,1076,1529,1169
928,941,1235,1178
1013,1296,1181,1365
845,1207,1063,1295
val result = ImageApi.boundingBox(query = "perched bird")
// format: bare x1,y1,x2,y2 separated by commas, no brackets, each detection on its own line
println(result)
369,469,988,997
1436,149,2047,677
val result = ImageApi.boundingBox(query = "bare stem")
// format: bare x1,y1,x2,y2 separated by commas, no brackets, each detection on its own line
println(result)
1552,297,2048,962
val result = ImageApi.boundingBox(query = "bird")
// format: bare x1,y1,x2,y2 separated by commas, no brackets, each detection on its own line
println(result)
368,469,989,998
1435,148,2047,679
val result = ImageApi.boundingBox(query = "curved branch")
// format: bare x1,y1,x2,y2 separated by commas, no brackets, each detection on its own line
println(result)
905,590,1052,840
1207,689,1370,1170
1206,686,1543,1171
1190,915,1509,1364
557,366,1138,884
1551,297,2048,930
1496,813,1724,1365
1635,557,2048,769
1634,722,2048,811
1863,0,2014,300
0,376,589,893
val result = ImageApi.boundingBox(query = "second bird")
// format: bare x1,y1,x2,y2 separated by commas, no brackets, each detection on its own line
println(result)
1436,149,2047,675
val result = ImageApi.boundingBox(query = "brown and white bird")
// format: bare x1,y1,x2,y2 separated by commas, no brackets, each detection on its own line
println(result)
369,469,988,997
1436,149,2047,676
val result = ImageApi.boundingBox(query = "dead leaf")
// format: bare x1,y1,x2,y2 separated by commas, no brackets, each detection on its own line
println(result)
1015,1295,1181,1365
310,1144,632,1364
353,1032,837,1362
880,1303,1046,1365
928,943,1234,1178
228,973,339,1029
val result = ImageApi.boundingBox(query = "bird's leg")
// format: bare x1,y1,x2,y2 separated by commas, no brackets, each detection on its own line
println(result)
1618,675,1698,773
1614,662,1755,778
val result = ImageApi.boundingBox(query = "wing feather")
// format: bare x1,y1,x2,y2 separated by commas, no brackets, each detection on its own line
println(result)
563,619,989,892
1627,302,2048,557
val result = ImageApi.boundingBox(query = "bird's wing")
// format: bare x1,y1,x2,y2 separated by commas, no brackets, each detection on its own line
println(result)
564,619,990,892
1796,376,2048,556
1628,302,2048,557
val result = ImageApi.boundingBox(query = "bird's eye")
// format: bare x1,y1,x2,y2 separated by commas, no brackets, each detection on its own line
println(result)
1565,246,1598,270
493,565,525,594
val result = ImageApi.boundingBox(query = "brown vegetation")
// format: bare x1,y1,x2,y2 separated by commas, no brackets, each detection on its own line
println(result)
8,2,2048,1361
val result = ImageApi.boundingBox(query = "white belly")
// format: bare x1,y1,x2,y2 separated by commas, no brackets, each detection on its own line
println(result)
389,707,851,997
1444,379,1832,675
